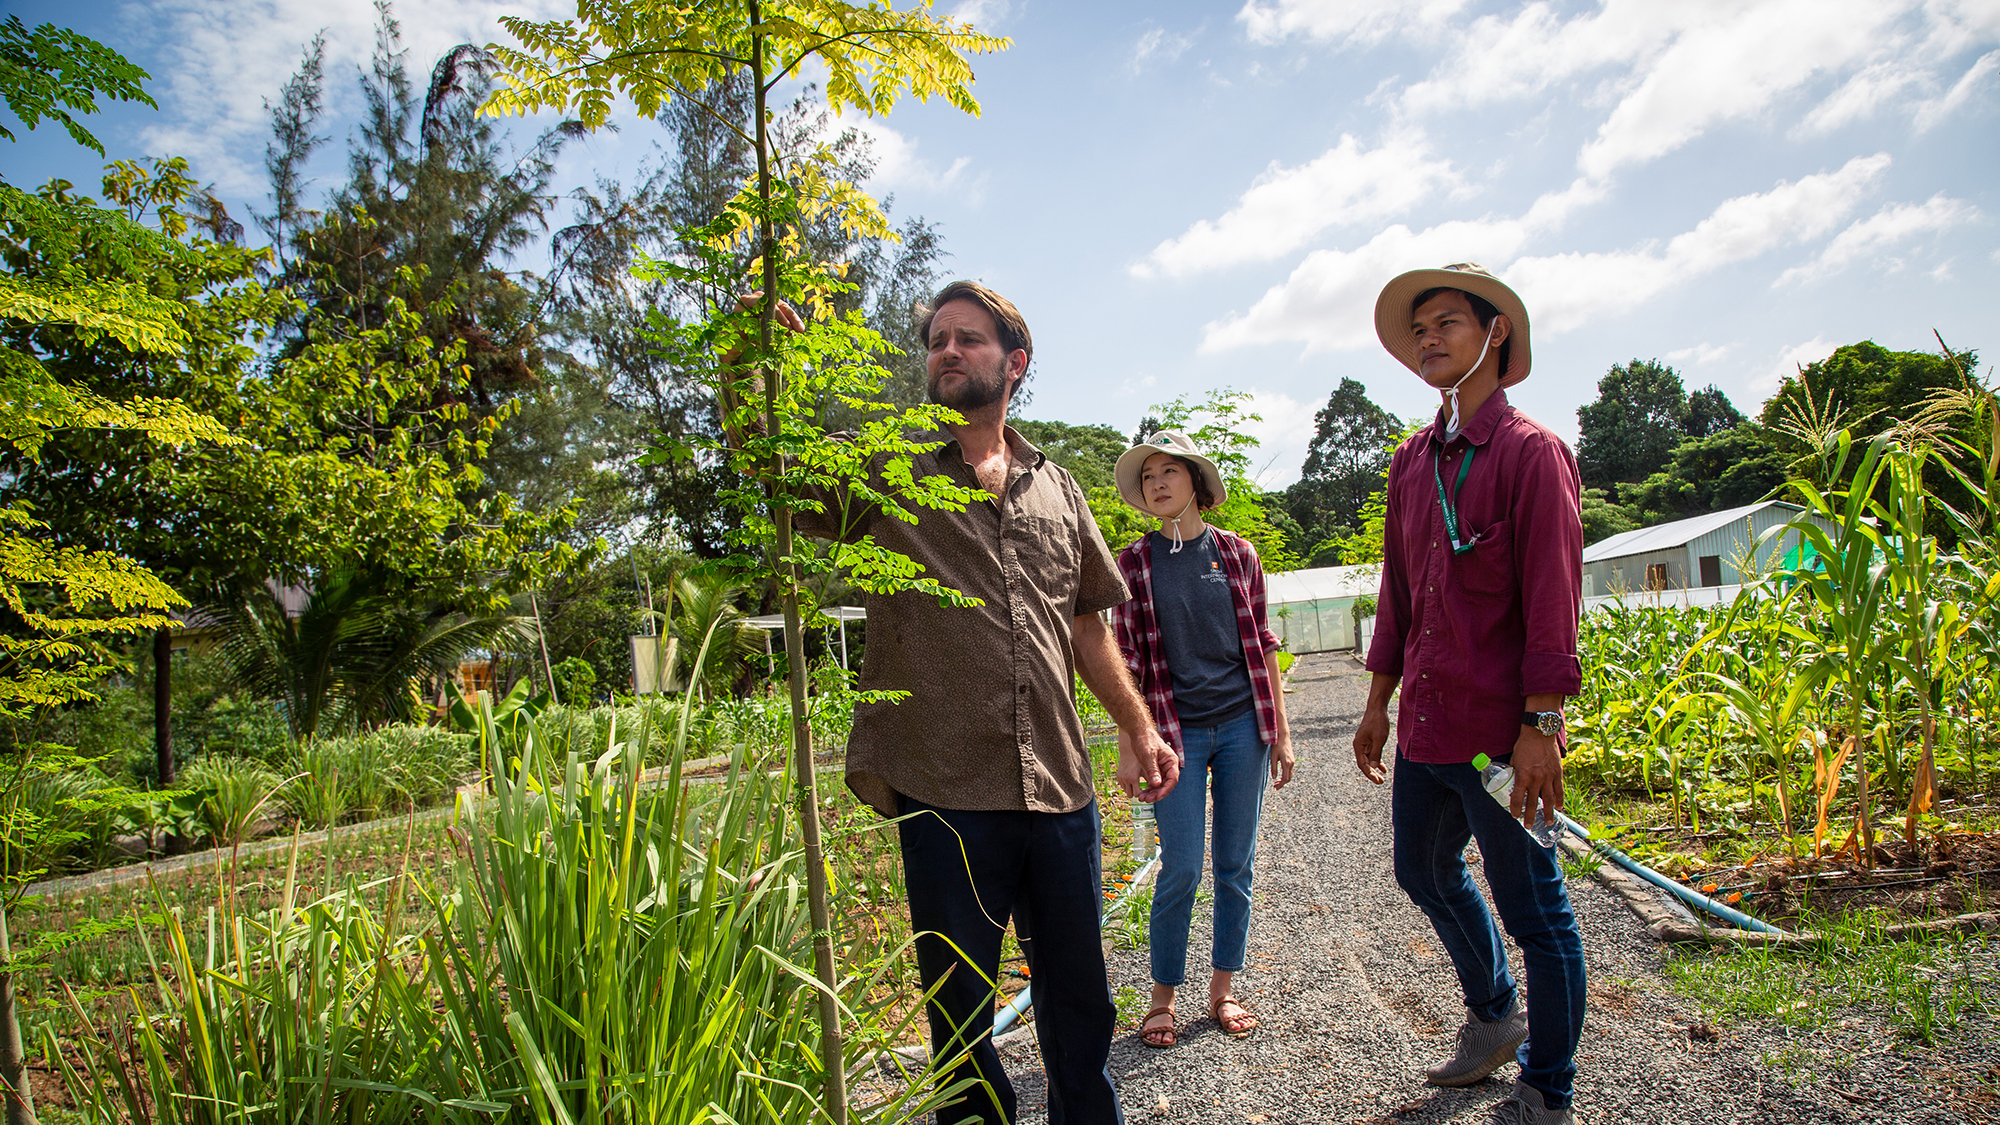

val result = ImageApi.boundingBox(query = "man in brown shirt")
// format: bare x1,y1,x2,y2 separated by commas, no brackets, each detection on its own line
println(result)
788,281,1177,1125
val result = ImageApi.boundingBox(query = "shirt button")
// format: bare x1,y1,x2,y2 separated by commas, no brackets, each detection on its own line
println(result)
1421,673,1428,679
1018,684,1029,694
1418,715,1427,722
1427,585,1434,592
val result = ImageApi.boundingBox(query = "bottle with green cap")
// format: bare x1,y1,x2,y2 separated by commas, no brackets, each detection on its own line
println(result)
1472,752,1562,849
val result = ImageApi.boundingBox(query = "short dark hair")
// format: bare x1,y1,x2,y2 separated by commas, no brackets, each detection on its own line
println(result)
1169,454,1219,510
917,280,1033,396
1413,286,1511,379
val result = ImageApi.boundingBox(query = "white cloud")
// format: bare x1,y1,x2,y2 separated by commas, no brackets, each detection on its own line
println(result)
1776,194,1980,283
1134,134,1452,278
1665,343,1734,365
1511,154,1888,330
1236,0,1465,47
1914,48,2000,130
1200,156,1886,353
1797,60,1928,134
1381,1,1995,180
1396,0,1692,118
837,116,979,199
1130,26,1195,73
1576,0,1901,181
948,0,1014,32
1753,337,1838,396
1239,388,1320,488
130,0,572,196
1200,216,1541,354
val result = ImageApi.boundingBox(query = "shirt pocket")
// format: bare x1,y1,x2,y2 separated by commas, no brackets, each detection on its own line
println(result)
1016,513,1079,606
1455,518,1515,598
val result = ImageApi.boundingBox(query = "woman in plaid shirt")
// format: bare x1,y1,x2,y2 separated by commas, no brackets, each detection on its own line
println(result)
1109,431,1295,1050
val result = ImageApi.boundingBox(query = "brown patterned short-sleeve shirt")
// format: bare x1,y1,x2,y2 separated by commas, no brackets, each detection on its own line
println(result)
793,427,1130,817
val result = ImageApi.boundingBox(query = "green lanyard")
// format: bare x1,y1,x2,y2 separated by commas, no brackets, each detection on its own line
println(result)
1431,443,1479,555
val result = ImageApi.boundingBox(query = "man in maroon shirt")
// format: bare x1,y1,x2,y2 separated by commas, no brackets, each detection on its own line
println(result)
1351,264,1586,1125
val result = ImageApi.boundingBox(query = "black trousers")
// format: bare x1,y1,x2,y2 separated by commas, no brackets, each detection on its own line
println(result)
899,796,1125,1125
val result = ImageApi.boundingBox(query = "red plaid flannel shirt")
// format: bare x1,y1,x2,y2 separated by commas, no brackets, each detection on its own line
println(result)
1110,528,1283,753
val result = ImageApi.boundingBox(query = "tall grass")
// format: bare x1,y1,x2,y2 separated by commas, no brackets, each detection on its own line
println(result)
53,693,967,1123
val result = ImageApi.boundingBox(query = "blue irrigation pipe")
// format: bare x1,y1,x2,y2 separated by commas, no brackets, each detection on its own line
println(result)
1555,811,1786,936
992,821,1163,1037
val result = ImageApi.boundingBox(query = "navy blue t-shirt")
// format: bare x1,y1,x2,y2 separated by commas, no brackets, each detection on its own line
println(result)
1148,529,1254,727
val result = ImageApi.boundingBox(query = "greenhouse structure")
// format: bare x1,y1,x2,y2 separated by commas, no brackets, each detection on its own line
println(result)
1265,564,1379,654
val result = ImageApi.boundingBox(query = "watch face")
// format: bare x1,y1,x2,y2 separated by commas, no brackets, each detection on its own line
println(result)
1537,712,1563,737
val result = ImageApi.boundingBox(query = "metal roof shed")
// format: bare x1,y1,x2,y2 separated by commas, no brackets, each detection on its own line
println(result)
1580,500,1830,597
1264,565,1378,654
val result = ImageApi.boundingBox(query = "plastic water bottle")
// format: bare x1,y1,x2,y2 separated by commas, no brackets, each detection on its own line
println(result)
1471,753,1562,849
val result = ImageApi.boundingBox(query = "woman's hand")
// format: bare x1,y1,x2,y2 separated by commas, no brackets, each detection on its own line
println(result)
1270,732,1296,790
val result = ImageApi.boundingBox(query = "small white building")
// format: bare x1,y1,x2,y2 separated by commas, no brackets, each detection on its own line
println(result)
1265,565,1379,653
1580,500,1830,598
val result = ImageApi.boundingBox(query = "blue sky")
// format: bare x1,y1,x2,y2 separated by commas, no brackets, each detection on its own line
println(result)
10,0,2000,486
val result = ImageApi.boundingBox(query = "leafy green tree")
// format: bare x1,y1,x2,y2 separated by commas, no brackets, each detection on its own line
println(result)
1012,418,1126,492
215,566,534,739
8,156,578,788
0,15,154,152
488,3,1005,1114
1621,424,1791,525
1325,421,1422,568
1683,384,1744,439
1575,358,1689,498
1579,487,1639,544
0,23,218,1121
540,69,953,556
1286,377,1401,565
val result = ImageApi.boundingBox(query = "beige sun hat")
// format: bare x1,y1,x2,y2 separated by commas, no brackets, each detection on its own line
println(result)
1374,262,1532,388
1115,431,1229,514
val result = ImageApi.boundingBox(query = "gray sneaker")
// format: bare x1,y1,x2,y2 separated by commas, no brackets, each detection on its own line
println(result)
1424,1006,1528,1087
1485,1079,1574,1125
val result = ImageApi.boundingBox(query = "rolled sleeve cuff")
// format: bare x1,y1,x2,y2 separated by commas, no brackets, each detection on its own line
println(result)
1521,651,1582,697
1364,635,1403,679
1076,581,1131,617
1259,628,1281,655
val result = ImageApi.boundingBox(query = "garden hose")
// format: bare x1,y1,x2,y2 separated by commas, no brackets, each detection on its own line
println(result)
1557,812,1787,936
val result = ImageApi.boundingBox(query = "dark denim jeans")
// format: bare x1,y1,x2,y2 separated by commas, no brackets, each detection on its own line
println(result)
1149,709,1269,986
1391,752,1587,1110
899,796,1125,1125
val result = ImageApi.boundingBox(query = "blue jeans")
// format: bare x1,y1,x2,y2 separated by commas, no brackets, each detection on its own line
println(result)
899,796,1124,1125
1391,751,1587,1110
1149,709,1269,987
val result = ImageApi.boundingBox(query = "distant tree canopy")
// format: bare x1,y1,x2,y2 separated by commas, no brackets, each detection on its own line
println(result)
1011,419,1125,493
1760,340,1983,541
1573,341,1985,544
1285,377,1402,566
1575,358,1745,501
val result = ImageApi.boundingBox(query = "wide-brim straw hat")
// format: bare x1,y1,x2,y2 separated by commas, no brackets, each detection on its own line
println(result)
1374,262,1532,388
1115,430,1229,514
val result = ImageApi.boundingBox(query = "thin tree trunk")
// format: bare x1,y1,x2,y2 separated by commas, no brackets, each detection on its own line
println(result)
154,626,174,787
0,905,35,1125
748,7,846,1118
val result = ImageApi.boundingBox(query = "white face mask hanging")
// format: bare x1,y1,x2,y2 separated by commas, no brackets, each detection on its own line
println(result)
1442,322,1499,435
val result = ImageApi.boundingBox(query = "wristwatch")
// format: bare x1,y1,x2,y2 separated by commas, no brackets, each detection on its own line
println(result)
1522,710,1565,739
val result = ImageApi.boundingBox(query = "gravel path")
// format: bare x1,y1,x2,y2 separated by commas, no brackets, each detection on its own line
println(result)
996,653,1999,1125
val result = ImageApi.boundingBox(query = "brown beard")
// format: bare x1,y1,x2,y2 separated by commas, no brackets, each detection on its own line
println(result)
928,355,1010,410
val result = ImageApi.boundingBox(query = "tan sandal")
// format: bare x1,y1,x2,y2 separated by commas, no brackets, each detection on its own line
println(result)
1210,995,1259,1038
1140,1006,1178,1048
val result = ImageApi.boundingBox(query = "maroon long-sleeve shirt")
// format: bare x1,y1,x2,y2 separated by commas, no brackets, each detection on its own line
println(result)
1364,389,1584,764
